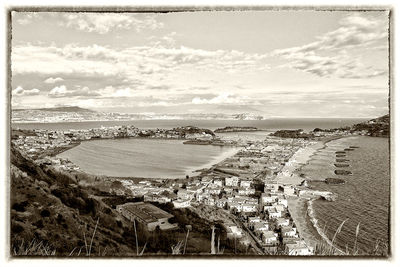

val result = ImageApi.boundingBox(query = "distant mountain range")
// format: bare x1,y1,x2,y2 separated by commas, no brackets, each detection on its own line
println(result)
13,106,95,113
12,106,265,122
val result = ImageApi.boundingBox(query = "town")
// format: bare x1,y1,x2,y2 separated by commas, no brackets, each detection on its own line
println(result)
11,124,357,255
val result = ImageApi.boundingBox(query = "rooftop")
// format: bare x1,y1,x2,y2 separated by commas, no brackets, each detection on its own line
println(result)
118,202,173,223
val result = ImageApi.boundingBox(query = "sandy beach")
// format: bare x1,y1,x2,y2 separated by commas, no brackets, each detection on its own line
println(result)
276,140,325,185
287,197,319,249
279,139,330,250
283,137,347,253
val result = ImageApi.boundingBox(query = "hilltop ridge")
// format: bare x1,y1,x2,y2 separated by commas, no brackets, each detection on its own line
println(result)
14,106,95,113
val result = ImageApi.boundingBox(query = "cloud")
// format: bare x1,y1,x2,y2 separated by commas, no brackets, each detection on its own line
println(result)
59,13,164,34
111,87,134,98
273,13,388,79
48,85,100,98
12,86,40,96
13,12,40,25
12,43,270,100
192,93,249,105
44,77,64,84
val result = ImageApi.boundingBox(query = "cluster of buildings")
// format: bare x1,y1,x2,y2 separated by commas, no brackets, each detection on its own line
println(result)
11,125,216,161
13,124,318,255
101,136,315,255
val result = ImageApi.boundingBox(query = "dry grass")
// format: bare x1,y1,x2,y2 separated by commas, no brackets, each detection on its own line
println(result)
314,220,388,256
12,238,56,256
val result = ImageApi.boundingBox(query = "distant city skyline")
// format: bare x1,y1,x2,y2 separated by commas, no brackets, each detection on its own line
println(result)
11,10,389,118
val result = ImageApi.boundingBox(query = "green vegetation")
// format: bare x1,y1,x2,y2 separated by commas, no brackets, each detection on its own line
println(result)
214,126,258,133
11,129,37,140
352,114,389,137
271,129,314,139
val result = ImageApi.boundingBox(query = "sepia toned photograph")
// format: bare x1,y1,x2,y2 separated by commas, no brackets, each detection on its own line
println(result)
8,6,391,258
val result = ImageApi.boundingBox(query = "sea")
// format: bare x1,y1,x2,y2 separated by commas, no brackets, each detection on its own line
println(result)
12,118,390,254
302,136,390,255
12,118,365,132
57,138,240,179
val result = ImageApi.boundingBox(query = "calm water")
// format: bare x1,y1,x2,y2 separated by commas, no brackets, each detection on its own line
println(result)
302,136,390,255
12,118,367,132
57,138,240,179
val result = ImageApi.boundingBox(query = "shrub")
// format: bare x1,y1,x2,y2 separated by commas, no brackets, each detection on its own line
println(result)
12,201,28,212
40,209,50,217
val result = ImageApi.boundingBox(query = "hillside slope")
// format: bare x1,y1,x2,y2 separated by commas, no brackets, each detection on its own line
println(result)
10,145,141,256
352,114,389,137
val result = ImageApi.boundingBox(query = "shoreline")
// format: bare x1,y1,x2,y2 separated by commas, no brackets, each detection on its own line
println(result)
55,137,242,180
282,136,348,254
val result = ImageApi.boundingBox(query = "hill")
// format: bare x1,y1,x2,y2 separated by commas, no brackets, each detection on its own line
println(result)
352,114,389,137
10,145,142,256
9,145,231,256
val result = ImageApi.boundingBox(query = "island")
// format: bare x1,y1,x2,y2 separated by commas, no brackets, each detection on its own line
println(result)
214,126,259,133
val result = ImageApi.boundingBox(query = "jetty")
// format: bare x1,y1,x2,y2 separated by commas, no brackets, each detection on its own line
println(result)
334,163,350,167
334,170,352,176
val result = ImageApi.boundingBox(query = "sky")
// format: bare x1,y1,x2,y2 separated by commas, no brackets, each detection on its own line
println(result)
10,10,390,118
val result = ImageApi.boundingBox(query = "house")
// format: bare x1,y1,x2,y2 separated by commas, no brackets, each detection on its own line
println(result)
196,192,210,202
216,197,227,209
172,199,191,208
201,176,213,184
242,203,258,213
253,221,269,232
264,182,279,193
224,187,234,196
273,204,286,213
286,240,314,255
261,230,278,245
261,193,275,206
214,179,223,187
238,188,255,196
116,202,176,231
205,197,216,206
248,216,262,224
276,218,290,227
283,185,295,196
177,189,193,200
277,197,288,207
186,185,203,195
153,191,177,203
206,187,222,195
266,208,282,219
281,226,298,238
240,180,252,188
225,176,239,187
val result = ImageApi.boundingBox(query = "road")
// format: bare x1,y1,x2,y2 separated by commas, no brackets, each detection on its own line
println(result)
222,210,265,255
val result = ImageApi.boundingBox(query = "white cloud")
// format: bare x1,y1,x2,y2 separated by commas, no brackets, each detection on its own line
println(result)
111,87,134,98
14,12,40,25
273,13,388,79
48,85,99,98
12,43,270,100
48,85,68,97
59,13,164,34
12,86,40,96
192,93,247,105
44,77,64,84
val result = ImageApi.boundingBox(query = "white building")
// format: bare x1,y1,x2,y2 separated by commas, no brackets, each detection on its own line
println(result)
172,199,191,208
225,176,239,187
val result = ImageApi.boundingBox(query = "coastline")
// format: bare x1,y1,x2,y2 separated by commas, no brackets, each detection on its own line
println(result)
187,147,242,177
56,137,242,180
283,136,348,254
